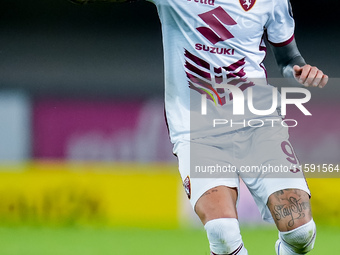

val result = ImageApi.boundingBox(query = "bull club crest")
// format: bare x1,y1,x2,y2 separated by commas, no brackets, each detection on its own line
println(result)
239,0,256,11
183,176,191,199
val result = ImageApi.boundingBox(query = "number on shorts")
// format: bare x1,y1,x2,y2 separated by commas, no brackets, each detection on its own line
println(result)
281,141,298,165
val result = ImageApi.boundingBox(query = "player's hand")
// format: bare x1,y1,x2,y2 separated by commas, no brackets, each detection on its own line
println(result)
293,65,328,88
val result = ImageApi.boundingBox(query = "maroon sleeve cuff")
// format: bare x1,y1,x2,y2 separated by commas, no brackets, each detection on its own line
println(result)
268,34,295,47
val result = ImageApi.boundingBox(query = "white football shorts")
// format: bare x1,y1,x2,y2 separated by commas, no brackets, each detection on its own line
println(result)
173,123,310,222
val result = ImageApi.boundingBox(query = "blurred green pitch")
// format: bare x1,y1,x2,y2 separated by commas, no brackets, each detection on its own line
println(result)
0,225,339,255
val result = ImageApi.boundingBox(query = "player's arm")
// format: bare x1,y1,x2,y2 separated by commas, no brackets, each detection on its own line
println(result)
68,0,138,4
272,38,328,88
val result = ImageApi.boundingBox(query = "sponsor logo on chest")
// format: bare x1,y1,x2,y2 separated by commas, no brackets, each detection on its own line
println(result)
187,0,256,10
187,0,215,6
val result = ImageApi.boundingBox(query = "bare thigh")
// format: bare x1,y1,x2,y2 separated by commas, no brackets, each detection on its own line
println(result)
194,185,238,225
267,189,312,232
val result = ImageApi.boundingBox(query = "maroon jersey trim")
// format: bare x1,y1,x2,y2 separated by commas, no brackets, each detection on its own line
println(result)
268,34,295,47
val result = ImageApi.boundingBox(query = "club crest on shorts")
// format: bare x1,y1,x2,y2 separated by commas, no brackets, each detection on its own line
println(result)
239,0,256,11
183,176,191,199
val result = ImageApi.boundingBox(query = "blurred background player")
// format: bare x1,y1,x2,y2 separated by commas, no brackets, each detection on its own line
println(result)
69,0,328,254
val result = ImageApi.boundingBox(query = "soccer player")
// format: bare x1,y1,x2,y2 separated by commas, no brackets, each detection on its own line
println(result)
69,0,328,254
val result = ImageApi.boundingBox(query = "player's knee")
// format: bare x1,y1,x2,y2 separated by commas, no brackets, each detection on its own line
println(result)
279,219,316,254
204,218,245,255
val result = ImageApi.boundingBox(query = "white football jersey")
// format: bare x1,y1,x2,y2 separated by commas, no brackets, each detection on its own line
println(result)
147,0,295,143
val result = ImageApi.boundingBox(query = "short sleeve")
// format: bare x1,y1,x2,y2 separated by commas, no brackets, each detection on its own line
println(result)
266,0,295,46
